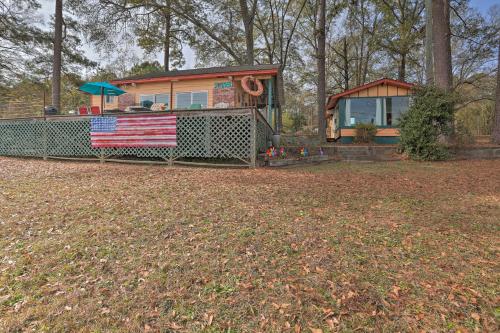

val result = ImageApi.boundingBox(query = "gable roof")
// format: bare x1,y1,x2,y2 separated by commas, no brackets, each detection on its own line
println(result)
112,64,281,84
326,78,414,110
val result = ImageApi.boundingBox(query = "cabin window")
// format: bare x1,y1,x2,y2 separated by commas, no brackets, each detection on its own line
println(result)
383,96,409,126
155,94,170,106
140,95,155,107
140,94,170,108
345,98,379,126
192,92,208,108
175,91,208,109
105,95,115,103
175,93,192,109
344,96,410,127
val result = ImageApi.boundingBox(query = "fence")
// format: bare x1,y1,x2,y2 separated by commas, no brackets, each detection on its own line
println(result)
0,108,274,167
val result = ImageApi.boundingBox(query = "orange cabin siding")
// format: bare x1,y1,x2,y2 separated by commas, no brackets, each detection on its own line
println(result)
340,128,400,137
343,85,411,100
91,74,272,110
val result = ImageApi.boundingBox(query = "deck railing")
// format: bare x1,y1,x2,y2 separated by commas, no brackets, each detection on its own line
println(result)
0,108,274,167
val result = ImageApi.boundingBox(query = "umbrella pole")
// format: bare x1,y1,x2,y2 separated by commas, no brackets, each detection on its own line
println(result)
100,87,104,116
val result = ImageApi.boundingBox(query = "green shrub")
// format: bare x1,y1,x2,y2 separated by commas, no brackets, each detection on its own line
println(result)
354,123,378,143
399,86,455,161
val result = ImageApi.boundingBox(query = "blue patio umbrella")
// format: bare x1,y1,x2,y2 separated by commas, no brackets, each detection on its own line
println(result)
79,82,126,115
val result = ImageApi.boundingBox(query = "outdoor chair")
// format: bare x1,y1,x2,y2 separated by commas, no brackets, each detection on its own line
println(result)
189,103,202,109
141,100,154,109
78,106,89,115
90,106,100,115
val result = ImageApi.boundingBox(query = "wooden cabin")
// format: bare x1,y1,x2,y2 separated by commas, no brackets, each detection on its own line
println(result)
90,64,280,128
326,78,414,144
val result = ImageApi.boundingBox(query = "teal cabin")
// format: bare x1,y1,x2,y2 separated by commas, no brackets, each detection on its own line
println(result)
325,78,414,143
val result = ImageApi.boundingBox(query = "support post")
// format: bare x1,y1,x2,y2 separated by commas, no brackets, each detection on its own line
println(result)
42,118,48,160
168,148,173,166
267,78,274,129
100,87,104,116
170,81,174,112
250,108,257,168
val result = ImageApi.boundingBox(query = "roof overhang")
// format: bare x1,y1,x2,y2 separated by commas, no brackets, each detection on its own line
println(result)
326,78,414,110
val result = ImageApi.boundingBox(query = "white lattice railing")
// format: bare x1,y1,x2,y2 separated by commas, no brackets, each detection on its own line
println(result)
0,108,274,167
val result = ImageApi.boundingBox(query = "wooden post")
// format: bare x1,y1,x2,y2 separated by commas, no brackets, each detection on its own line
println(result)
267,78,274,130
100,87,104,116
250,108,257,168
170,81,174,112
230,76,235,108
42,119,48,160
168,148,173,166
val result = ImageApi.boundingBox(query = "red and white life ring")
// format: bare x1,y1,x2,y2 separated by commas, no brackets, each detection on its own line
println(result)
241,76,264,97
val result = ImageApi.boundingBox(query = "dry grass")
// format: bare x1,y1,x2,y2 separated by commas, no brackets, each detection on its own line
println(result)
0,157,499,332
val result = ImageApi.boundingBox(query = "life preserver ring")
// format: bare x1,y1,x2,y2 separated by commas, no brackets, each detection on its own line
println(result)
241,76,264,97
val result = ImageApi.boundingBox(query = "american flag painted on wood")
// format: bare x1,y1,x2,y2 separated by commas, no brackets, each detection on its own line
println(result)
90,115,177,148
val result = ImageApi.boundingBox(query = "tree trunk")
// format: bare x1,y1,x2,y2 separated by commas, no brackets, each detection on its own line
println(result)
492,39,500,144
163,6,171,72
399,53,406,81
239,0,255,65
425,0,434,84
432,0,452,91
343,37,349,90
317,0,326,142
52,0,63,112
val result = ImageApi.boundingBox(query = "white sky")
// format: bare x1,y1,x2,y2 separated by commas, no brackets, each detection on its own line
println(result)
38,0,495,72
39,0,196,71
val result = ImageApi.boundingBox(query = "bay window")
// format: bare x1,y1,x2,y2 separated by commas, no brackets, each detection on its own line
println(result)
344,96,409,127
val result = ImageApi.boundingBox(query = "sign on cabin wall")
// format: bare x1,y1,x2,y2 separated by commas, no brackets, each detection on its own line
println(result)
213,82,235,108
214,82,233,89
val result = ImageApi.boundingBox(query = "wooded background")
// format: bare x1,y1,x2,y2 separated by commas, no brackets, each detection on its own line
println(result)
0,0,498,138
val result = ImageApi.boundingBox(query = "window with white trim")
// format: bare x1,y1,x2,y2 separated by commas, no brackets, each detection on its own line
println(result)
140,94,170,107
175,91,208,109
344,96,410,127
192,92,208,107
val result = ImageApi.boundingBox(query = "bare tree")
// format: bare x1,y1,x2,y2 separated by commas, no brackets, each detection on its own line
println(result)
374,0,425,82
239,0,258,65
52,0,63,111
254,0,307,133
432,0,452,91
347,0,379,87
492,39,500,144
317,0,326,141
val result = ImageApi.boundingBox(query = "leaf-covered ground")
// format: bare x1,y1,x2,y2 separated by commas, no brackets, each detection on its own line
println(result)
0,157,499,332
